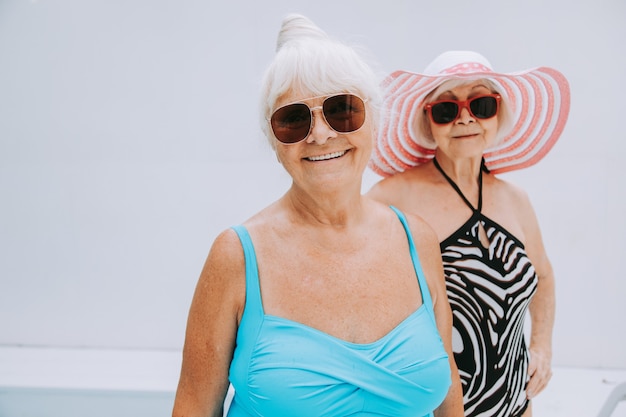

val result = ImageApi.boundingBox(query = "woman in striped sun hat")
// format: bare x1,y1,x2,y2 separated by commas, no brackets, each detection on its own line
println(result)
368,51,570,417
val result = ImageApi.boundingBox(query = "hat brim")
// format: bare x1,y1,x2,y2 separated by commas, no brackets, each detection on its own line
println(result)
370,67,571,176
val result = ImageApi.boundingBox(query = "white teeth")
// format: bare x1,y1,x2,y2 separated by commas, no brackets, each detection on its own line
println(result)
307,151,347,161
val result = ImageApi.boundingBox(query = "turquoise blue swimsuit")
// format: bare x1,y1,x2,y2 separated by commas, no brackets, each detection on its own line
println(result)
228,207,451,417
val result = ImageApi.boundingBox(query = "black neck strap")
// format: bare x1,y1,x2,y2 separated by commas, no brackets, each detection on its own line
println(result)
432,157,484,213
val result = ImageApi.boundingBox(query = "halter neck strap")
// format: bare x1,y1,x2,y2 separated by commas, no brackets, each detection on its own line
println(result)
433,157,484,213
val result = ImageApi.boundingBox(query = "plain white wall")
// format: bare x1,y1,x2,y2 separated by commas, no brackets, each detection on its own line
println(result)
0,0,624,369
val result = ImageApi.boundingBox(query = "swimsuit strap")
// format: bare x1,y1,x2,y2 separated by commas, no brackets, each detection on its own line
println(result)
231,225,264,318
389,206,435,314
433,157,485,214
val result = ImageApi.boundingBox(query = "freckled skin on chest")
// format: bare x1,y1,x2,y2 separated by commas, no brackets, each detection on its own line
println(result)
253,225,423,344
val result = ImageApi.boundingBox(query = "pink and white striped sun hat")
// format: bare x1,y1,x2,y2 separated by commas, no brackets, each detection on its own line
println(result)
370,51,571,176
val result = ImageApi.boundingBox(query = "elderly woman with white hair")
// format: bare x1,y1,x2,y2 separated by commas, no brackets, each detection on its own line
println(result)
172,15,463,417
368,51,570,417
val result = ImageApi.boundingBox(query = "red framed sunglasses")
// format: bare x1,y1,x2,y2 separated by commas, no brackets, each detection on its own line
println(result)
424,94,501,125
270,93,367,144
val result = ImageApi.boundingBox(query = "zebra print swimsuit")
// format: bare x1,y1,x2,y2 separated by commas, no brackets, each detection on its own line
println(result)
434,159,538,417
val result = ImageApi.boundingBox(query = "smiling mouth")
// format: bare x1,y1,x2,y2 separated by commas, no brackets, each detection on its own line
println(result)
305,150,347,161
453,132,480,139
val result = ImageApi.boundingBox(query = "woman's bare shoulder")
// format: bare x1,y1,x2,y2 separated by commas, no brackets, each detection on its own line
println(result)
489,175,534,210
367,166,433,202
200,228,246,291
402,209,439,244
209,227,243,258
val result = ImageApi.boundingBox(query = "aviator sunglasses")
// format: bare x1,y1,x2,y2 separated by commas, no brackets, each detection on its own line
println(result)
424,94,501,125
270,93,367,144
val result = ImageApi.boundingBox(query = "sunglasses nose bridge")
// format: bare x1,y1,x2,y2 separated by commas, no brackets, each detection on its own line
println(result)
309,105,325,127
306,105,336,144
455,100,475,123
308,105,325,127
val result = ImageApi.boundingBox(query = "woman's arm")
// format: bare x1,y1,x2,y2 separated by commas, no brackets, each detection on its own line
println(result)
410,216,464,417
172,229,245,417
519,192,555,400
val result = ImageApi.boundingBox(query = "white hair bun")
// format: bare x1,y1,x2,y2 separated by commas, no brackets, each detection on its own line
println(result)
276,14,329,51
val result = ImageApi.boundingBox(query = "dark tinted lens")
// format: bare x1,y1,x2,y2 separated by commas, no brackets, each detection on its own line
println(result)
469,96,498,119
322,94,366,133
270,103,312,143
430,102,459,124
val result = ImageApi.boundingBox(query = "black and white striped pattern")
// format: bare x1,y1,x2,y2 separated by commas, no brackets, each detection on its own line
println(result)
441,214,538,417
